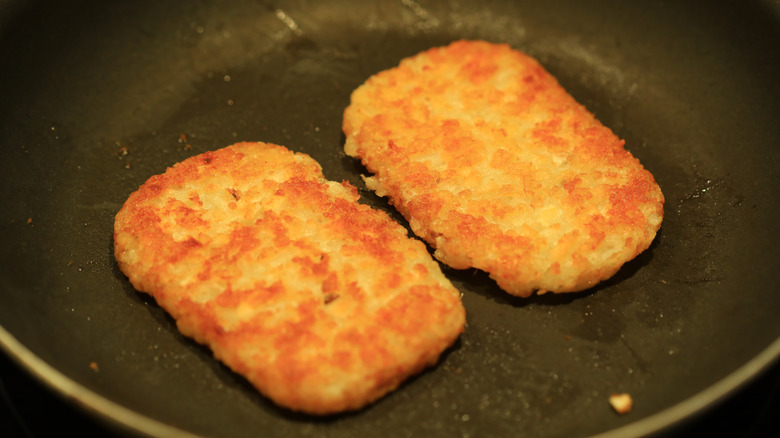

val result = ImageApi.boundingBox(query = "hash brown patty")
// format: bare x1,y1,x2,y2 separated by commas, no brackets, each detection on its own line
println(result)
113,142,466,414
343,40,664,297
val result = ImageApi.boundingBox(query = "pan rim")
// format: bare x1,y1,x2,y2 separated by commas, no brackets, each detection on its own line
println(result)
0,326,197,438
2,323,780,438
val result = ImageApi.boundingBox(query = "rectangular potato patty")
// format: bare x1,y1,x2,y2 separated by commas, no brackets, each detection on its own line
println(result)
343,40,664,297
113,142,466,415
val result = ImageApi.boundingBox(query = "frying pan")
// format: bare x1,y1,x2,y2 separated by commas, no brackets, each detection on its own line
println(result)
1,0,778,436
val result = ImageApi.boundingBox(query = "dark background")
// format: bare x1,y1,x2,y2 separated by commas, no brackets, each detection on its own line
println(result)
2,348,779,437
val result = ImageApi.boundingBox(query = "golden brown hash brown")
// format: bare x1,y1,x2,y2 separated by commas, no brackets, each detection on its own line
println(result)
113,142,465,415
343,40,664,297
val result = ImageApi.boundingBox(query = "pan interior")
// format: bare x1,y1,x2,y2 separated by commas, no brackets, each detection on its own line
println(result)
1,1,779,437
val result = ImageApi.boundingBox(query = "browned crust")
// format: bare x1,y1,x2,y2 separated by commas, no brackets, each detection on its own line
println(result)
343,40,664,296
114,142,465,414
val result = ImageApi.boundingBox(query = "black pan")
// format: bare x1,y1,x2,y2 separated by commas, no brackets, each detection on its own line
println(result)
1,0,779,437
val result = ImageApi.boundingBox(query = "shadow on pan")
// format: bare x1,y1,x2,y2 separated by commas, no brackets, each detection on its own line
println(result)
0,0,779,437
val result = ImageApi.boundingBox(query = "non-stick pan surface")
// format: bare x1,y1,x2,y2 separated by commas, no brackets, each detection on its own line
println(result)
1,0,779,437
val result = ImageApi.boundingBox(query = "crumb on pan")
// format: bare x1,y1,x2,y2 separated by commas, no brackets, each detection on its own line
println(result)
609,393,633,414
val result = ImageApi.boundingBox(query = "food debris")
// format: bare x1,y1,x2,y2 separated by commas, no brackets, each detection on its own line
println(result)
609,393,633,414
178,133,193,150
115,144,132,168
89,361,99,372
